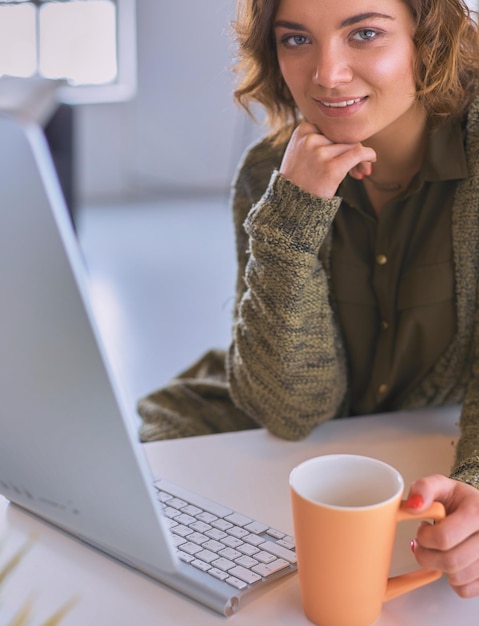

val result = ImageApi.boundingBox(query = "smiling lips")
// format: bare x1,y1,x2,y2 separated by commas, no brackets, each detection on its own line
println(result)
317,96,365,108
313,96,367,118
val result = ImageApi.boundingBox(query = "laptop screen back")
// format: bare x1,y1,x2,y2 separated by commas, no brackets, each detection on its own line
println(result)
0,112,176,574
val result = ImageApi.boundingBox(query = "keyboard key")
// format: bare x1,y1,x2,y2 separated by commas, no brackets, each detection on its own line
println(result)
163,506,181,520
196,549,219,564
164,518,178,530
168,497,188,510
202,539,224,553
278,537,296,549
211,557,235,572
266,528,285,540
175,513,196,526
236,555,258,569
252,559,290,578
205,528,227,541
228,565,261,585
156,479,232,517
237,543,259,557
178,550,195,563
208,567,229,582
171,524,193,538
180,542,203,556
243,533,265,547
255,550,277,564
196,512,217,524
182,504,202,516
187,532,209,545
211,519,233,531
224,512,252,527
190,520,212,533
226,576,247,590
219,547,242,561
171,535,186,548
192,559,211,572
221,535,243,549
259,541,297,564
244,521,269,535
156,490,172,503
228,526,249,539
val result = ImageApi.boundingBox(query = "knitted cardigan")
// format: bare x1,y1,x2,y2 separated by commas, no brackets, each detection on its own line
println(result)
139,99,479,488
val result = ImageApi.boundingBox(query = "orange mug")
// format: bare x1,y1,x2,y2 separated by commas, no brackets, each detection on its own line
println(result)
289,454,445,626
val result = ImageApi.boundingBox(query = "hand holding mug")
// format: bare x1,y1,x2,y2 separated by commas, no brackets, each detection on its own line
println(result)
406,474,479,598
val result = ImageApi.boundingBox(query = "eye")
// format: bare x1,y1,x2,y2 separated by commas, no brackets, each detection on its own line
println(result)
352,28,380,43
280,34,311,48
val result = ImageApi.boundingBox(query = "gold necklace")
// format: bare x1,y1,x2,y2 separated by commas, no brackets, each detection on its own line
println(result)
365,177,401,192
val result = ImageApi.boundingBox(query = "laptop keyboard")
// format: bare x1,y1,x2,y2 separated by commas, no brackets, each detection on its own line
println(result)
154,479,297,591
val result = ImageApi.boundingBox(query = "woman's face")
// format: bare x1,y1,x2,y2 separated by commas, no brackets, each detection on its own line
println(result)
274,0,420,145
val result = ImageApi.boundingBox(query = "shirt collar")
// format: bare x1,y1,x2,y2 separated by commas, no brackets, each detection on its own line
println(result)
340,117,468,207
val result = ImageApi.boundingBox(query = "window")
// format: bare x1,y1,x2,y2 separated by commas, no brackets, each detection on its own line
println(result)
0,0,136,103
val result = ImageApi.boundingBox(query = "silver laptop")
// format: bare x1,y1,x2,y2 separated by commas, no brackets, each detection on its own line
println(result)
0,112,296,616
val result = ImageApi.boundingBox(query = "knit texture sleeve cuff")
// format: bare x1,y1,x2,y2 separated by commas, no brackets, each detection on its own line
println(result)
244,170,341,254
450,455,479,489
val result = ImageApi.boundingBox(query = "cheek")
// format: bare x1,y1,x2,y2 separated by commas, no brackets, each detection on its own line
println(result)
278,57,312,95
369,48,417,97
277,59,292,90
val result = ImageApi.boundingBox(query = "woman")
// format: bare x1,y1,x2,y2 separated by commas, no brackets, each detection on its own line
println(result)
227,0,479,599
138,0,479,597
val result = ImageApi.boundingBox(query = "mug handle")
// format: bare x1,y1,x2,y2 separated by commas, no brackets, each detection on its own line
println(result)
384,500,446,602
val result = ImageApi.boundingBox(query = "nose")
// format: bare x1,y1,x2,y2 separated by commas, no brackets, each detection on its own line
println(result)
312,44,353,88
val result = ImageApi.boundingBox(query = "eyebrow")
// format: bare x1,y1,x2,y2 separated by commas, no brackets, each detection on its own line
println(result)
340,12,394,27
273,13,395,31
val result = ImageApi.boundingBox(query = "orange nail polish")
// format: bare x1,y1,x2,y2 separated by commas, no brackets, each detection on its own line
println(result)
406,494,424,509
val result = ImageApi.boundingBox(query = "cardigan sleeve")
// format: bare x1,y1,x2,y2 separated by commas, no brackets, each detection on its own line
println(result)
448,97,479,488
450,331,479,489
226,162,348,441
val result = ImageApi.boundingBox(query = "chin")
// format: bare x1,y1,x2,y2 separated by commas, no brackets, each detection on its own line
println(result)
313,120,371,145
322,129,370,144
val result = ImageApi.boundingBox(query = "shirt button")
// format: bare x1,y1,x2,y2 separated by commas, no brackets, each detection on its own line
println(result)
376,254,388,265
381,320,389,330
378,384,388,395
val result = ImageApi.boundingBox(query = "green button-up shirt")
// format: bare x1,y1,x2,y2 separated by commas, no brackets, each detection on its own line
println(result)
333,120,468,415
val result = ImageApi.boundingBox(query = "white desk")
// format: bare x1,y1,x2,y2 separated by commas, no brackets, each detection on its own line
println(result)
1,405,478,625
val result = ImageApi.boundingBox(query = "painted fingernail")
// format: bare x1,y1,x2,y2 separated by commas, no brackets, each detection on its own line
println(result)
406,494,424,509
410,539,417,553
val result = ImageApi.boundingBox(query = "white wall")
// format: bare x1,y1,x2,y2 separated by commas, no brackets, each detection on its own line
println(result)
75,0,263,203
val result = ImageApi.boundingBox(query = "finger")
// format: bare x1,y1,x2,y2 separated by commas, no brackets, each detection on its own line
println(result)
417,509,470,551
413,536,479,598
448,556,479,588
302,134,376,164
330,143,376,176
295,120,322,136
291,121,326,144
349,161,373,180
406,474,454,509
407,475,479,550
413,527,479,574
292,122,376,163
449,574,479,599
